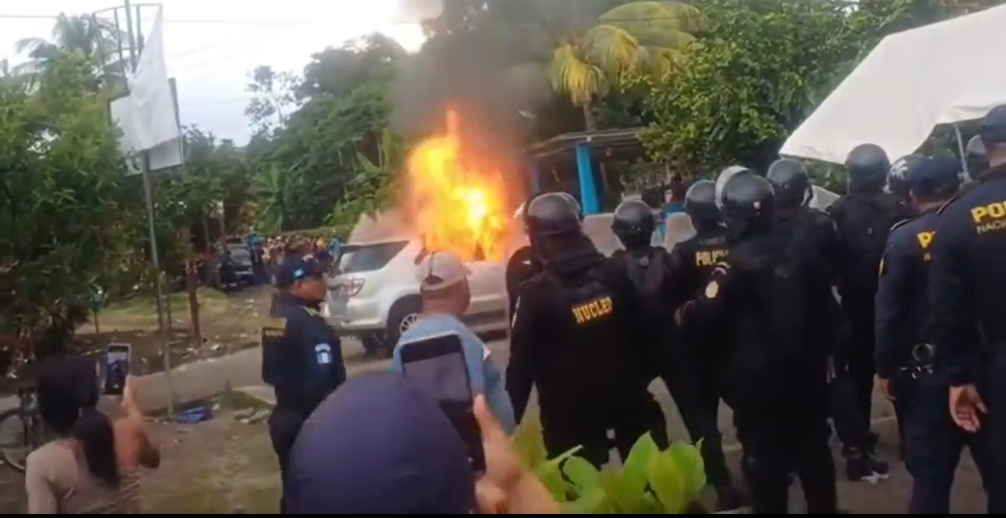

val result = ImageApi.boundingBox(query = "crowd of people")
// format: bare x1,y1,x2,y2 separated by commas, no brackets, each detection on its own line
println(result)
18,105,1006,514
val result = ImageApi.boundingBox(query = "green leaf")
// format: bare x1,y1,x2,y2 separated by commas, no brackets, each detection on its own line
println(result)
512,416,547,469
648,449,688,513
562,455,601,492
622,432,659,497
535,459,570,503
668,441,707,500
596,465,636,512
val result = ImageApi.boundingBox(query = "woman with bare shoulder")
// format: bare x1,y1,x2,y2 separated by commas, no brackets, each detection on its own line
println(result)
25,357,159,514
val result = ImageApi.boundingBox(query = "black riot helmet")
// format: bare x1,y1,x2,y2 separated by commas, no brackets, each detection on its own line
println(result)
525,192,582,239
683,180,721,231
966,135,988,178
766,159,810,212
612,199,656,247
888,154,926,200
558,192,584,221
844,143,890,192
720,174,776,242
715,165,756,208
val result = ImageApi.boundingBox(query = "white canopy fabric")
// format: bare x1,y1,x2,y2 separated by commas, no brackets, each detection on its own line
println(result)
780,5,1006,164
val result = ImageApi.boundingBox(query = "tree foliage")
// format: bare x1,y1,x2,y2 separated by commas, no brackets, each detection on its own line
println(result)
640,0,1005,178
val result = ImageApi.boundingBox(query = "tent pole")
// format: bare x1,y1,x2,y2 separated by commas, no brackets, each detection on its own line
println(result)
954,123,969,177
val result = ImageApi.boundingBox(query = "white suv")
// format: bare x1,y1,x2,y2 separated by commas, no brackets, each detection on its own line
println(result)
327,238,508,357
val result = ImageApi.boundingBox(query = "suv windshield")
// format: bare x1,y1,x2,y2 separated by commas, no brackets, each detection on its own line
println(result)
338,241,408,274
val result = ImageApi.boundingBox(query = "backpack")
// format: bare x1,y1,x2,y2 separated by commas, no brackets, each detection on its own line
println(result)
829,193,903,292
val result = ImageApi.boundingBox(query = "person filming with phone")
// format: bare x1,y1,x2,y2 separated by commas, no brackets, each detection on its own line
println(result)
262,254,346,513
391,250,516,434
25,356,159,514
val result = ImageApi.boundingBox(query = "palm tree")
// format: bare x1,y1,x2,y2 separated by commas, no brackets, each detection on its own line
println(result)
550,1,708,129
13,13,128,87
253,164,289,233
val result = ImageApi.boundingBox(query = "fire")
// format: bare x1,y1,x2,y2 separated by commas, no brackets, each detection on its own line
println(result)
403,110,512,262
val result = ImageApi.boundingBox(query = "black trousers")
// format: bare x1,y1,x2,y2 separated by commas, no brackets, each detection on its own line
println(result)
906,376,996,513
844,305,877,422
662,363,733,489
268,409,305,514
543,393,668,468
736,409,837,514
829,370,874,453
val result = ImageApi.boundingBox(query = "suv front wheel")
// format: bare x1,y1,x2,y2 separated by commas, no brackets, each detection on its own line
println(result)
385,297,422,356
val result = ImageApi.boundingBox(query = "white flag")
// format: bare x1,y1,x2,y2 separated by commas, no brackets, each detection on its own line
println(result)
125,7,180,151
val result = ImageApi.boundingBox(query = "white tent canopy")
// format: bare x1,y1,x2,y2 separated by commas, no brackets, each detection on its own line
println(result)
780,5,1006,164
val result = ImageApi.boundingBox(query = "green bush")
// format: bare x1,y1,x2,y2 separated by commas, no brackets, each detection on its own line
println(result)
513,418,707,514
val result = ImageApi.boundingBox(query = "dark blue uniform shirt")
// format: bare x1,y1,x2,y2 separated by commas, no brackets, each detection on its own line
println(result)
875,209,938,379
262,292,346,416
929,165,1006,385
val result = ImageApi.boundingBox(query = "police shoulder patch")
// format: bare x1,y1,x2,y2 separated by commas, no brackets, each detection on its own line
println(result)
704,280,719,299
712,261,730,275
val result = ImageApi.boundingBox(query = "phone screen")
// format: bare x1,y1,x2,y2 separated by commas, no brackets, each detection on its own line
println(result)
400,335,484,473
104,344,131,395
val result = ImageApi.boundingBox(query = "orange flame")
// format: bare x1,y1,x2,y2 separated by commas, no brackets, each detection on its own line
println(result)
404,110,512,262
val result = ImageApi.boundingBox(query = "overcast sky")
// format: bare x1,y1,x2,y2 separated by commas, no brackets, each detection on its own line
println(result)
0,0,430,144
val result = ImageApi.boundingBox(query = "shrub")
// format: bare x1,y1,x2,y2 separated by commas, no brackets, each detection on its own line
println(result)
513,418,707,513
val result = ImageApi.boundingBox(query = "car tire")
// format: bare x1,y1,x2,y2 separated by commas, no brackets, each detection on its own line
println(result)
385,297,422,357
360,334,390,358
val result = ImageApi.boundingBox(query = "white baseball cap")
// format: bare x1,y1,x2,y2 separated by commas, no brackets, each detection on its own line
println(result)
416,251,471,291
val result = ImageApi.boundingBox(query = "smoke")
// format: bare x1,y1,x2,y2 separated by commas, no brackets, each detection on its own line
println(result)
389,0,612,144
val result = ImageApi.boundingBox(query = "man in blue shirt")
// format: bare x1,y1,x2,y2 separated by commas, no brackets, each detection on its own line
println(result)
391,251,516,434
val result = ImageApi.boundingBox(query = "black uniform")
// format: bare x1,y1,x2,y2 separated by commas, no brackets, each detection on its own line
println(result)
929,108,1006,513
769,158,886,480
662,181,742,507
507,193,664,467
263,291,346,513
677,174,837,514
829,143,914,421
505,245,539,319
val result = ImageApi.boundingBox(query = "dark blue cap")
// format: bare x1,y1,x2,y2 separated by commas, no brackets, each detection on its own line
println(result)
980,104,1006,147
908,157,961,198
286,372,475,514
274,254,325,289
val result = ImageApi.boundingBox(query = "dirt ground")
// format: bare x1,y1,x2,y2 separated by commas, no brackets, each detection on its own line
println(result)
0,406,988,514
73,287,272,375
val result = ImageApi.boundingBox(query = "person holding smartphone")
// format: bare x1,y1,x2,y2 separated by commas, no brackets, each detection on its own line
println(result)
26,357,159,514
392,250,516,434
262,254,346,513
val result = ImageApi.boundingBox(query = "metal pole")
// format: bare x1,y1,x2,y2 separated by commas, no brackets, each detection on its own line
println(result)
123,0,174,415
954,123,970,178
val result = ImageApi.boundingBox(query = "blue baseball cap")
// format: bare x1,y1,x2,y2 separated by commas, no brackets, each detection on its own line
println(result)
274,254,326,289
908,157,961,198
286,372,476,514
981,104,1006,147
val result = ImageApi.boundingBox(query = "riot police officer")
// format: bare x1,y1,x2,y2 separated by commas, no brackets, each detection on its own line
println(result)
507,192,666,467
930,105,1006,514
505,195,544,321
768,158,889,481
874,156,992,512
676,174,837,514
828,144,914,424
889,154,927,210
661,181,745,511
263,255,346,513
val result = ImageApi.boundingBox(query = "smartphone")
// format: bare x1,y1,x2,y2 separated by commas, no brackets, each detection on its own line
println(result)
399,333,485,474
103,343,131,395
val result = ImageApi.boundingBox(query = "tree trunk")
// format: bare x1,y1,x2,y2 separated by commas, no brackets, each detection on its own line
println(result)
186,260,201,346
201,216,211,253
